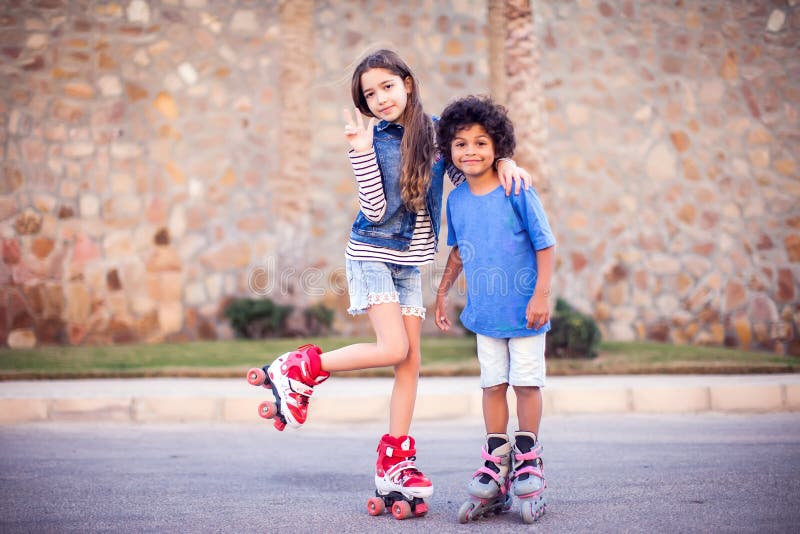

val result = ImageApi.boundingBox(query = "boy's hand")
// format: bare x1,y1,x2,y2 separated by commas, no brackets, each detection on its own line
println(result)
343,107,375,153
497,159,532,196
525,292,550,329
434,296,451,332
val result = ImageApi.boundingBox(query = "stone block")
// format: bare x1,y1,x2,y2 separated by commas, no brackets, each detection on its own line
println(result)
48,398,132,421
310,396,389,423
133,397,218,422
631,387,709,413
784,384,800,411
710,385,783,412
0,399,48,423
549,388,629,414
222,398,260,423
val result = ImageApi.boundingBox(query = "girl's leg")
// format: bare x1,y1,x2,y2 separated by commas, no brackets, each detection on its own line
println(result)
373,314,434,500
319,302,409,372
513,386,542,435
388,314,422,436
483,383,510,434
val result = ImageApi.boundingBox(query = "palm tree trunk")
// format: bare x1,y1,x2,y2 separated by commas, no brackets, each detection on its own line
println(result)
489,0,551,191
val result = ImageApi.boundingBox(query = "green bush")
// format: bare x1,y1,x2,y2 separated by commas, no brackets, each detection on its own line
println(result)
224,298,293,339
546,298,601,359
303,303,335,336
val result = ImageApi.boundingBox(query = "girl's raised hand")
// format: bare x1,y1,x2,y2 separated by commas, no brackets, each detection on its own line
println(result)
343,107,376,153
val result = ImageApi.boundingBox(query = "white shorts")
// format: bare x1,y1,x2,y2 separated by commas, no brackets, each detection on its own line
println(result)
476,333,546,388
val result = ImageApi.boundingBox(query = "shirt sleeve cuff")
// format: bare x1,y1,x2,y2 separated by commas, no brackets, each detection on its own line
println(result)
348,148,376,159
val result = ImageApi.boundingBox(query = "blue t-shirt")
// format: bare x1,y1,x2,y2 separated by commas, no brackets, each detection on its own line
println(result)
446,183,556,338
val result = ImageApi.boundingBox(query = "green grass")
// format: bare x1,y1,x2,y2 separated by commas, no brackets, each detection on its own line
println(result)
0,337,797,379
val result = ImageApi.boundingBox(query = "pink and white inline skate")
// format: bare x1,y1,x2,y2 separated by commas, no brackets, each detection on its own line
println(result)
457,434,513,523
245,344,329,431
511,431,547,523
366,434,432,520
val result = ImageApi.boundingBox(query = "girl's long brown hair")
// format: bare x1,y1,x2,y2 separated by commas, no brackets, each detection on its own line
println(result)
351,49,434,213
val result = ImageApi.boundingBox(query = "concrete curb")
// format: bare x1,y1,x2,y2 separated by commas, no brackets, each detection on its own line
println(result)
0,375,798,424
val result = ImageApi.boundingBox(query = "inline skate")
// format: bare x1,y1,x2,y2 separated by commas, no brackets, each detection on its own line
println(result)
457,433,513,523
511,431,547,523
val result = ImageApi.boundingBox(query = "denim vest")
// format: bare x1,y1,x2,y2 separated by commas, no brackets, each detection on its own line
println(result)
349,118,446,252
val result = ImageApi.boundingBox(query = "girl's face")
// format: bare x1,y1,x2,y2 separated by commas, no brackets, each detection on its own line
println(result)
360,68,412,124
450,124,496,180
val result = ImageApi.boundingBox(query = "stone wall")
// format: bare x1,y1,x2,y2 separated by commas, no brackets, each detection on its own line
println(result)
537,0,800,353
1,0,798,353
0,0,491,345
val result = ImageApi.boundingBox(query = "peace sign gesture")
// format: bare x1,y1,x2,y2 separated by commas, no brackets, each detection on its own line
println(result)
343,107,376,153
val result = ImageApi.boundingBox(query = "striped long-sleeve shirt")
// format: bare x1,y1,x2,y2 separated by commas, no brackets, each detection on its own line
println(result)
345,149,464,265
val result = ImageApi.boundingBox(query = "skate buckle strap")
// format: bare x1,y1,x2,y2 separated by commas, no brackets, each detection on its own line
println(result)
513,465,544,479
385,459,422,482
480,445,505,464
287,377,314,397
473,466,502,485
514,443,542,462
383,445,414,459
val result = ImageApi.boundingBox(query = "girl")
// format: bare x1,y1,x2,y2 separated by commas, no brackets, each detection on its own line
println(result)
259,50,530,509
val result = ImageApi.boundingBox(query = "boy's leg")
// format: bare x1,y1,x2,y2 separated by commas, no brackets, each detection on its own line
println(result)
483,384,509,433
512,386,542,435
476,334,511,433
508,334,546,434
508,335,547,522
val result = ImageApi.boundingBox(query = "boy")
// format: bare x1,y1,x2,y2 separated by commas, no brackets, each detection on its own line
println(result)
434,95,556,524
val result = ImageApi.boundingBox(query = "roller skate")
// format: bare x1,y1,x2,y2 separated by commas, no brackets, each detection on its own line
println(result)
511,431,547,524
457,433,513,523
366,434,432,520
245,344,329,431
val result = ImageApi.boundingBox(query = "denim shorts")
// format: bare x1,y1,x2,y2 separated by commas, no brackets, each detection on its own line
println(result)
476,333,546,388
345,259,426,319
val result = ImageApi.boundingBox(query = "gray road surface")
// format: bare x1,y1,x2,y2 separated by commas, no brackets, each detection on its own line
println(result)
1,414,799,533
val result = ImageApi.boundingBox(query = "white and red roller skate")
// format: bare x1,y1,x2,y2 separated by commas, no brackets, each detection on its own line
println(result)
366,434,432,520
245,344,330,431
457,433,513,523
511,431,547,524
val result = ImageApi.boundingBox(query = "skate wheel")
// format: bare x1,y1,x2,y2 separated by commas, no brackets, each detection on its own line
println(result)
414,501,428,517
391,500,412,520
258,401,277,420
521,501,533,524
366,497,385,516
521,498,545,524
273,418,286,431
246,367,266,386
458,500,477,524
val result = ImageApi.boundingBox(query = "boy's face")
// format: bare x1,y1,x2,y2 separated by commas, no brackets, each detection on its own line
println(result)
450,124,496,179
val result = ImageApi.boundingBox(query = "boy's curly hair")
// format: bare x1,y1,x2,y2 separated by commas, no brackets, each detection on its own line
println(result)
436,95,516,166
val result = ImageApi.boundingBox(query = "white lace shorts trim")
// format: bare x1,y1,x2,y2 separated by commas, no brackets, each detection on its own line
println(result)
401,306,426,319
368,291,400,306
347,291,399,315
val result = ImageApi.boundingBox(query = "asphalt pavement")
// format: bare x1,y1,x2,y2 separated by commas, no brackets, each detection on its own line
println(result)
2,414,799,532
0,373,798,424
